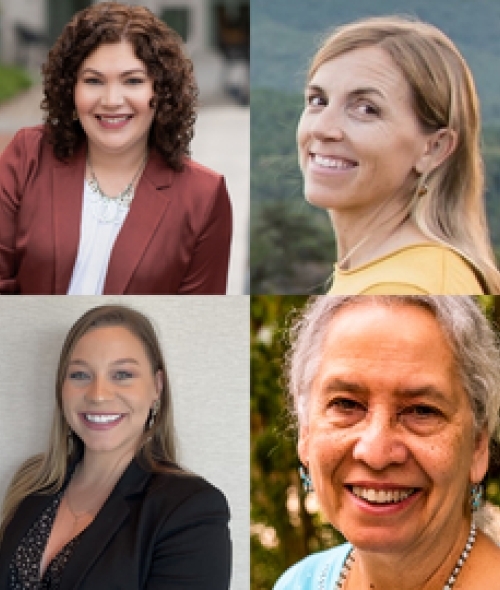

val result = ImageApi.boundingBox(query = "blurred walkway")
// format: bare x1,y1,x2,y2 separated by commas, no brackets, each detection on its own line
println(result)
0,86,249,294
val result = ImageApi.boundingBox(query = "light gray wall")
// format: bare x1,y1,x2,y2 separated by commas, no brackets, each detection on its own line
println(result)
0,295,249,590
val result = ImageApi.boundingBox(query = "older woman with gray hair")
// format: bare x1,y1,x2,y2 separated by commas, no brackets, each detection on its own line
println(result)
274,296,500,590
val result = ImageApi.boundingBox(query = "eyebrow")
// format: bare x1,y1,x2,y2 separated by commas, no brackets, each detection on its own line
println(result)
68,358,139,367
81,68,147,77
306,84,385,100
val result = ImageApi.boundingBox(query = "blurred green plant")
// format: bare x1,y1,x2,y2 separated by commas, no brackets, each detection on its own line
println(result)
0,64,32,104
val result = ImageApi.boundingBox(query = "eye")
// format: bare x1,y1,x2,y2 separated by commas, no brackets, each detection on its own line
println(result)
125,77,145,85
68,370,90,381
113,370,133,381
403,404,441,418
399,404,444,434
351,100,380,117
325,397,366,427
329,398,362,411
306,93,327,108
83,77,102,85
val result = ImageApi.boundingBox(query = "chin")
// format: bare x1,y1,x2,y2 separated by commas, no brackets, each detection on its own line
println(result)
343,528,417,554
303,183,353,211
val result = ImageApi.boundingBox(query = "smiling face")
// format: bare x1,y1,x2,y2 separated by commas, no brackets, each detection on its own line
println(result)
297,46,433,215
298,302,488,555
62,325,162,463
74,40,155,158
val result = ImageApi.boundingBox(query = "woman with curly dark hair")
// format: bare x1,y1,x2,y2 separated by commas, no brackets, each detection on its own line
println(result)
0,3,232,294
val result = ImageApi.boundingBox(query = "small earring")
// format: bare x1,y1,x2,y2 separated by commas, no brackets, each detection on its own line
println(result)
471,483,483,512
299,464,314,493
148,400,160,429
149,96,157,109
72,110,79,121
67,426,74,453
417,183,428,197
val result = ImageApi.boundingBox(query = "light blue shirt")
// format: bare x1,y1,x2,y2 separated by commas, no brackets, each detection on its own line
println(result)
273,544,352,590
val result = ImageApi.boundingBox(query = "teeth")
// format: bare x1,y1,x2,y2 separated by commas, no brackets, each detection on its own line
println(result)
313,154,354,169
85,414,121,423
99,116,129,124
352,486,415,504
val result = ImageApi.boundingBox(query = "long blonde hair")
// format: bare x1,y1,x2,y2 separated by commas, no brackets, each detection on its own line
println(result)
309,16,500,293
0,305,178,543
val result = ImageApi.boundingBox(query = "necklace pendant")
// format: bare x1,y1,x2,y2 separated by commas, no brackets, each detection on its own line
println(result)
98,197,119,223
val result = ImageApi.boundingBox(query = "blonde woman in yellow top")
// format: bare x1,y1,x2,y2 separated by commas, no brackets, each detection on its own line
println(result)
298,16,500,294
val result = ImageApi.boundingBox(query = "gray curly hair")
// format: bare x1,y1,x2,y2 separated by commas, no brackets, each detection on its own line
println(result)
287,296,500,440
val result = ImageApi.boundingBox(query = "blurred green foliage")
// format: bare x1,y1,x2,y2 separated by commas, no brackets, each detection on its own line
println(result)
0,64,31,104
252,295,500,590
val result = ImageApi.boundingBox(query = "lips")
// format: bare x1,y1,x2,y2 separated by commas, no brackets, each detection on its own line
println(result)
95,115,133,129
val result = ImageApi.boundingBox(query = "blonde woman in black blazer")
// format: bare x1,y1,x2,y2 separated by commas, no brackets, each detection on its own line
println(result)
0,305,231,589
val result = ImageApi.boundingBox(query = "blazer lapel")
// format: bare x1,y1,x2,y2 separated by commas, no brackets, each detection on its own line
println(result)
60,459,152,590
103,151,174,294
52,146,86,294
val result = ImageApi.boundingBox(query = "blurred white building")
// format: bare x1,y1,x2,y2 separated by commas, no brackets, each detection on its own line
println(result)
0,0,249,103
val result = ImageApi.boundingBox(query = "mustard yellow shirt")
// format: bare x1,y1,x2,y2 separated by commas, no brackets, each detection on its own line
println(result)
329,244,484,295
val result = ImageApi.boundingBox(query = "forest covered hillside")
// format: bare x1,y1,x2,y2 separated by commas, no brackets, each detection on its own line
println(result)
251,0,500,124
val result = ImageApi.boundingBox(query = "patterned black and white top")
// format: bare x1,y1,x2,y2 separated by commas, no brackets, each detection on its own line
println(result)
9,490,82,590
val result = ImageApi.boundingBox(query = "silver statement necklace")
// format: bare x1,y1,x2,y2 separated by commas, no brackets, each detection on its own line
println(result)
87,152,147,224
333,521,477,590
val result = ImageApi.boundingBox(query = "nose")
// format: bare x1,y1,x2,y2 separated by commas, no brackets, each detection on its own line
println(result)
309,104,345,142
100,82,125,108
352,411,409,470
84,376,113,403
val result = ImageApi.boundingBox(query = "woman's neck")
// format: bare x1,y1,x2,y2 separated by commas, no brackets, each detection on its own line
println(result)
345,518,475,590
86,141,148,177
74,448,135,490
331,200,431,270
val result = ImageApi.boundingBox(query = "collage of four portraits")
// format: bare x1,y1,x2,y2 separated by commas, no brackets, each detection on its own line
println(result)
1,1,500,589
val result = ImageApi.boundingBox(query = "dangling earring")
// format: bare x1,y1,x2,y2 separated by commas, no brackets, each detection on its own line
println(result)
148,400,160,430
471,483,483,512
67,426,74,454
417,183,428,197
299,464,314,493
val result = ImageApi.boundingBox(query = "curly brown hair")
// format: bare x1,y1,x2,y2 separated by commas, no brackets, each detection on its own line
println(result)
41,2,197,170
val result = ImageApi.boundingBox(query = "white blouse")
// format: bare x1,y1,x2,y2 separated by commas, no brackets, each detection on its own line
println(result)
67,181,130,295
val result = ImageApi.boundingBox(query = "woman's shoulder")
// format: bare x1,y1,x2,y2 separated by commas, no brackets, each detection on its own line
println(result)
273,544,351,590
137,463,229,515
0,124,53,173
180,157,224,182
331,243,484,295
3,124,48,153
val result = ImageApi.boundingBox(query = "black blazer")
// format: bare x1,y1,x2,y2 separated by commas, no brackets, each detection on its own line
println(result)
0,459,231,589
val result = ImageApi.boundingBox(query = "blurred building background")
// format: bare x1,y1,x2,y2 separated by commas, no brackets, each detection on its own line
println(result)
0,0,249,294
1,0,249,104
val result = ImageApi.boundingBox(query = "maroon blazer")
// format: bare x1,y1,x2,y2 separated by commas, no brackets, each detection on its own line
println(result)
0,126,232,294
